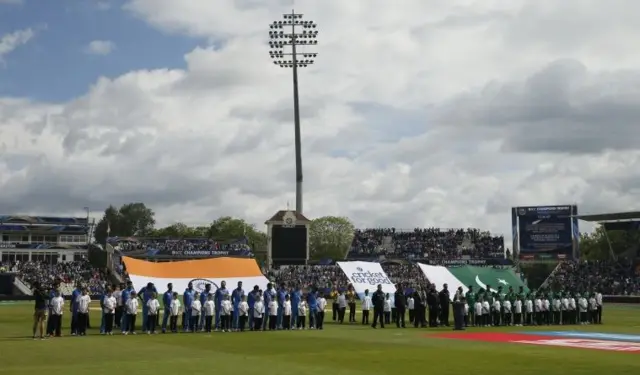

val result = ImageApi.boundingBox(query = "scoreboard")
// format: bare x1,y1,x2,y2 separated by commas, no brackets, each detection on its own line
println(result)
270,224,308,266
512,205,579,260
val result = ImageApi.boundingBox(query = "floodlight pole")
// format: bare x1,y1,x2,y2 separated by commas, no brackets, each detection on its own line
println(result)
269,10,318,215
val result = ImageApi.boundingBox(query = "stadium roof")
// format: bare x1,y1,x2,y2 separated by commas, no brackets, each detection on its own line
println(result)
574,211,640,222
265,210,311,224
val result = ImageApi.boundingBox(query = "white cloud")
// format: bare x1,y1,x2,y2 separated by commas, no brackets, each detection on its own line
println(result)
3,0,640,248
85,40,116,56
95,1,111,11
0,28,34,62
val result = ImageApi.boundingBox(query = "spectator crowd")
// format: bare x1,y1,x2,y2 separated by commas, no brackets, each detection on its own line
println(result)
546,259,640,296
348,228,504,260
113,238,251,256
3,260,109,294
269,263,430,293
3,226,639,298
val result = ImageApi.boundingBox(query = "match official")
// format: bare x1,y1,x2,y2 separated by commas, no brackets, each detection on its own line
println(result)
394,284,406,328
371,284,385,329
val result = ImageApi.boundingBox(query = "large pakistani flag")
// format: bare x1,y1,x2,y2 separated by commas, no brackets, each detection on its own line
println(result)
418,263,528,293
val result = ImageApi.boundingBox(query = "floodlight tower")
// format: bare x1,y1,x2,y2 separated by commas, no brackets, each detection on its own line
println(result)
269,10,318,215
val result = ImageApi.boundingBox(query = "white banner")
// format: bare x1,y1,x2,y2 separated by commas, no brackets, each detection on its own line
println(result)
336,261,396,299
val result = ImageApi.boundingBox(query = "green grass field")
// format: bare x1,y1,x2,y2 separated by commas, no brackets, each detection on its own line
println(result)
1,302,639,375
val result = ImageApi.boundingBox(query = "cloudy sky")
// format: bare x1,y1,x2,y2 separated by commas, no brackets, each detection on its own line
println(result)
1,0,640,246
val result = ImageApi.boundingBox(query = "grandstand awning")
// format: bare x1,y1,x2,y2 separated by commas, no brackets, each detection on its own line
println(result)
574,211,640,222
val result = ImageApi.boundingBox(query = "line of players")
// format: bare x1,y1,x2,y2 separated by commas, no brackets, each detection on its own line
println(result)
459,286,604,327
41,281,605,337
43,280,330,336
334,284,606,329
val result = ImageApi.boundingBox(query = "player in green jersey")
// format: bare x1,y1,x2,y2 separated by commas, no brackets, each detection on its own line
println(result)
465,285,476,327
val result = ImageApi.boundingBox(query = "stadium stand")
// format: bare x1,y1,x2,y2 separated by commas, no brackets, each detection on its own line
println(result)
111,237,252,257
4,221,639,297
270,263,430,292
3,260,109,294
545,259,640,295
348,228,504,259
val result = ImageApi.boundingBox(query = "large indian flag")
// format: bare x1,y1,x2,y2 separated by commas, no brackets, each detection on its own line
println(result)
417,263,528,293
122,256,270,294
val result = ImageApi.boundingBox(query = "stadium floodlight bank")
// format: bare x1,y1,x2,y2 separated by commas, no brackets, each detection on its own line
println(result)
268,10,318,215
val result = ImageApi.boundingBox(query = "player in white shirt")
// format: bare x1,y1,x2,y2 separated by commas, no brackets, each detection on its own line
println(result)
147,293,161,334
493,297,502,326
316,294,327,330
190,292,202,333
50,291,64,337
238,295,249,332
463,299,470,327
220,295,233,332
552,296,561,325
481,299,490,327
569,295,577,324
407,296,415,325
169,292,181,333
383,294,392,325
282,295,292,330
125,291,139,334
204,294,215,333
113,285,123,331
492,299,501,326
560,295,569,325
525,296,533,326
361,290,372,325
337,292,347,324
267,298,278,331
76,289,91,336
102,291,117,335
297,300,308,329
514,297,523,326
253,296,265,331
474,299,483,327
578,295,588,324
588,294,597,324
542,297,550,325
595,291,603,324
503,299,512,326
534,296,542,326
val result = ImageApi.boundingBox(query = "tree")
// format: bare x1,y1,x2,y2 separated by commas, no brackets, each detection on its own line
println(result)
519,262,557,289
94,202,156,244
152,222,189,237
209,216,268,253
150,223,212,237
579,224,640,260
579,230,608,260
118,203,156,236
309,216,355,260
94,206,120,245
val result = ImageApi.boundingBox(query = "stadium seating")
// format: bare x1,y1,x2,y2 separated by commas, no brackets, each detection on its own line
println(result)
545,259,640,295
6,260,109,294
113,238,252,256
271,263,430,292
348,228,504,259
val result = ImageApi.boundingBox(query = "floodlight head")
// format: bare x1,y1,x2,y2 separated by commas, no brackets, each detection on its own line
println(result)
268,15,318,67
